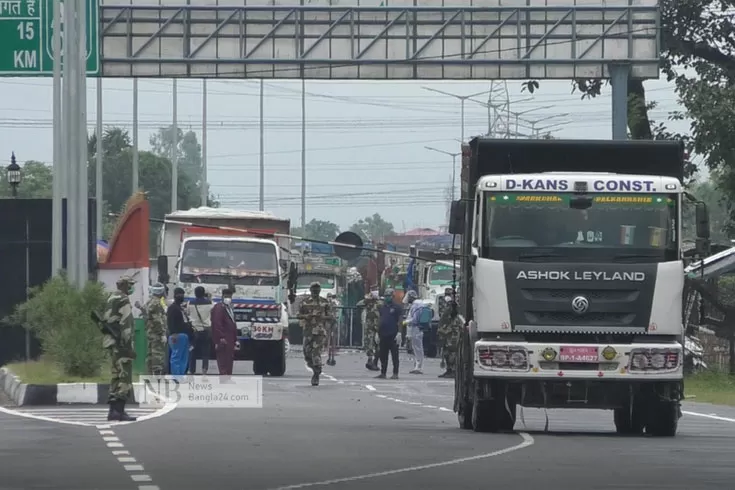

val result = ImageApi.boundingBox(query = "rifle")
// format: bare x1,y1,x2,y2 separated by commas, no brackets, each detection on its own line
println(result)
90,311,137,359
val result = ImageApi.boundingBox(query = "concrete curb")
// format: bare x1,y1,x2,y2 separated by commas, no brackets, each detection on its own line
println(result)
0,367,149,406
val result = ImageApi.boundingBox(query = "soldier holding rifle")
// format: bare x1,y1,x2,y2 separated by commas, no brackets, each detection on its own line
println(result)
298,282,333,386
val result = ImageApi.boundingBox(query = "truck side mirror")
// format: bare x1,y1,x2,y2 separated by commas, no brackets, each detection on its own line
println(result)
448,200,465,235
157,255,169,284
288,263,298,289
695,202,710,240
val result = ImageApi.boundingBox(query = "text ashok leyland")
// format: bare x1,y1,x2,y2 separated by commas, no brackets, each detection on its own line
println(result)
516,270,646,281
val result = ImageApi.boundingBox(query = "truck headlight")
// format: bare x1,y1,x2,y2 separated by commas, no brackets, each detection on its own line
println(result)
478,346,529,371
629,348,680,371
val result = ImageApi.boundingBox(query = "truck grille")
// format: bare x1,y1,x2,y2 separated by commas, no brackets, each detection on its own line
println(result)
525,311,633,325
521,289,638,302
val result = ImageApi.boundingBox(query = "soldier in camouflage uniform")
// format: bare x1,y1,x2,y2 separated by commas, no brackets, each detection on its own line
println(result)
358,290,381,371
104,275,138,421
141,283,167,375
298,282,332,386
437,287,461,378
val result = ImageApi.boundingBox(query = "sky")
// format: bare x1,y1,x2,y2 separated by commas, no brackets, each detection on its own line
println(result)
0,77,692,232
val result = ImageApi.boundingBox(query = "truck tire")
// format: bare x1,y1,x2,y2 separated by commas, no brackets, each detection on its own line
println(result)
645,401,679,437
253,358,268,376
613,399,645,435
268,340,287,377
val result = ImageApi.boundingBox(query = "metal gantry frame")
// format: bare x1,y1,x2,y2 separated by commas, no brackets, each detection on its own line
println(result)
99,3,660,79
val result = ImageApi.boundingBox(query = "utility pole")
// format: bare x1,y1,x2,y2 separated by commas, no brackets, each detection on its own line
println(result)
422,87,491,142
51,0,62,275
201,79,208,207
63,0,77,285
132,79,139,192
425,146,460,202
259,79,265,211
171,79,178,213
300,79,306,229
95,78,103,241
77,0,89,285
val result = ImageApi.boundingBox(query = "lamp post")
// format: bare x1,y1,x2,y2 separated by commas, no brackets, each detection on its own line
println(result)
6,152,21,197
425,146,460,202
421,87,491,142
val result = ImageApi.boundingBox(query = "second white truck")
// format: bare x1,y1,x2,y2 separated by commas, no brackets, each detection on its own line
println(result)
157,207,296,376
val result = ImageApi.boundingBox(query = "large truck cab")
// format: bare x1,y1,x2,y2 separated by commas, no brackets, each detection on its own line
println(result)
450,138,710,436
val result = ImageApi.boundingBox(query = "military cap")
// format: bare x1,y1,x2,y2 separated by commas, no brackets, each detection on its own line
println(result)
310,282,321,288
116,275,135,287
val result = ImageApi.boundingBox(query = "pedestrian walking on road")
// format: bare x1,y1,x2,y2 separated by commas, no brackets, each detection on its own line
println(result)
136,282,167,376
188,286,213,375
167,287,191,376
298,282,332,386
212,288,238,378
103,275,138,422
376,289,401,380
405,290,430,375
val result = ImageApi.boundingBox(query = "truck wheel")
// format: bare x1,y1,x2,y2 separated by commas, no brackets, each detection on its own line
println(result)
268,340,287,377
645,401,679,437
455,329,473,430
471,397,495,433
613,403,644,435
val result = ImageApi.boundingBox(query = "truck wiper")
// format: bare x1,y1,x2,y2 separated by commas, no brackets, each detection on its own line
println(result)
517,252,564,262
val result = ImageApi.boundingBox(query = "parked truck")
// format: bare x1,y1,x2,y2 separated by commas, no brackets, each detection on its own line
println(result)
450,138,710,436
157,207,296,376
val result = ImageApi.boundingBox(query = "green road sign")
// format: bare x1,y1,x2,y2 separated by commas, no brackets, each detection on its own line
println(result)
0,0,99,76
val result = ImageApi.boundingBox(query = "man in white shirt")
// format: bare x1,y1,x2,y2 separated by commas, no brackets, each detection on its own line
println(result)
188,286,214,375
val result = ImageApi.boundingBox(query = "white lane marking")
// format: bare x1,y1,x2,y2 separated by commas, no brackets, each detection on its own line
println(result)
0,404,176,428
103,436,120,442
118,457,137,463
131,475,153,482
112,450,130,456
138,486,161,490
107,442,124,447
365,385,376,391
683,410,735,423
99,430,115,435
125,464,145,471
270,433,535,489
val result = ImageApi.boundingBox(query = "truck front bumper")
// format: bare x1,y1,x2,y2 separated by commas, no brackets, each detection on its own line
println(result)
473,340,683,381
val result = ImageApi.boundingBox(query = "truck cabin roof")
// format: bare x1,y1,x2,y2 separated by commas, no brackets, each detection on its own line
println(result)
467,138,685,186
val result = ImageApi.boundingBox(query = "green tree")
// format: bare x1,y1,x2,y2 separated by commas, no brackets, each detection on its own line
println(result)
150,126,207,194
0,160,53,198
292,219,341,242
349,213,395,241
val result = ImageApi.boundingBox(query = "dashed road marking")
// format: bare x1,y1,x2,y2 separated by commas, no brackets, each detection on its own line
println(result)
98,429,159,490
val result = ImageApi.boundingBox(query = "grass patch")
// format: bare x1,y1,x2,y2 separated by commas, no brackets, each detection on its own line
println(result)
685,371,735,406
4,358,113,385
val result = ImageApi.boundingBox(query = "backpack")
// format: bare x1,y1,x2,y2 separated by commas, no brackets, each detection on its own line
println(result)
417,303,433,330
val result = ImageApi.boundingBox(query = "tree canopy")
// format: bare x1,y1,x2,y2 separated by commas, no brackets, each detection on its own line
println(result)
349,213,395,241
292,219,341,242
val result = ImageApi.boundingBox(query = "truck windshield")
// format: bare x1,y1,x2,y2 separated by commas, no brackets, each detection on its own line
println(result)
481,192,678,263
179,240,279,286
429,264,456,285
296,274,335,290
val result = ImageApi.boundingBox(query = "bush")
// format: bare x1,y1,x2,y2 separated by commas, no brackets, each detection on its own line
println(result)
6,273,108,378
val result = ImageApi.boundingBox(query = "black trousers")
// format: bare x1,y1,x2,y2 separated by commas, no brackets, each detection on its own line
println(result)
189,329,211,374
378,335,399,375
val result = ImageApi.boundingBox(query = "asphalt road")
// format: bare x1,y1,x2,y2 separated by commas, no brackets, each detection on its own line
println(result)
3,349,735,490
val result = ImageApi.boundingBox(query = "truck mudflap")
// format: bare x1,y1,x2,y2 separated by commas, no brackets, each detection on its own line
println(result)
472,340,683,380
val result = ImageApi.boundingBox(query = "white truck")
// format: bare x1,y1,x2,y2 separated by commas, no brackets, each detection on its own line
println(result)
157,207,296,376
450,138,710,436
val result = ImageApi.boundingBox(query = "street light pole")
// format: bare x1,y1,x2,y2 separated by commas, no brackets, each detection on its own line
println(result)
6,153,27,360
424,146,460,201
422,87,492,142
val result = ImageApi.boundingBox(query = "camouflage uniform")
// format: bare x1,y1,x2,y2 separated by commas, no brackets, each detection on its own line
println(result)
141,284,167,375
358,294,380,370
299,282,332,386
437,295,462,378
103,275,138,421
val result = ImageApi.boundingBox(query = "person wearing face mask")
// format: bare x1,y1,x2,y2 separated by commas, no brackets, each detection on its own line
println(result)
211,288,238,377
188,286,214,375
404,289,431,375
437,287,461,378
103,275,138,421
375,288,401,380
167,287,191,375
135,282,167,376
298,282,332,386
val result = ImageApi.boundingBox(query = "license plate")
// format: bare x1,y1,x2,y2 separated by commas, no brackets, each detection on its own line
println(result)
559,346,598,363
